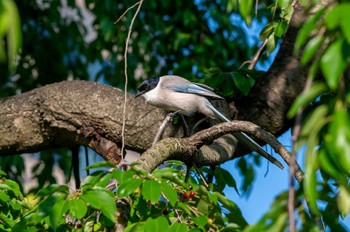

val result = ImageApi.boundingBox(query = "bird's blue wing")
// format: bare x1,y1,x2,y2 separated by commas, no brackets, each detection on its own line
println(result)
167,83,224,100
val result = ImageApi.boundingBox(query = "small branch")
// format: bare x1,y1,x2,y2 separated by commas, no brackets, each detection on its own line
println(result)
136,120,304,182
114,1,142,24
121,0,144,156
239,39,268,70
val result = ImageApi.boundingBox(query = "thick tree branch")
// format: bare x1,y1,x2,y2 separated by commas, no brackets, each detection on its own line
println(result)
136,120,303,182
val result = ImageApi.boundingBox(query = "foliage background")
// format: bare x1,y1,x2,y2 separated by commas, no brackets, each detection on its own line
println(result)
0,0,350,231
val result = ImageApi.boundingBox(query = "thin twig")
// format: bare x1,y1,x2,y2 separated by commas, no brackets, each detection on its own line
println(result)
239,38,268,70
193,164,209,188
248,39,268,70
114,1,142,24
121,0,144,157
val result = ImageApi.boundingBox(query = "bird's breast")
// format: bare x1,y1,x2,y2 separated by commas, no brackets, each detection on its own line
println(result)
143,89,200,115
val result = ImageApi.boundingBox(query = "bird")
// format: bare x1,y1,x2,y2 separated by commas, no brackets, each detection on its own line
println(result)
135,75,284,169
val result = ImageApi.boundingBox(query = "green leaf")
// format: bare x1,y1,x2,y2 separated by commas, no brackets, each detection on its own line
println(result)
267,212,288,231
116,178,143,197
81,171,106,188
295,7,326,52
169,222,188,232
0,190,10,203
3,179,21,197
327,109,350,172
239,0,253,24
337,186,350,215
324,3,350,43
67,199,88,219
340,16,350,44
36,184,69,197
161,181,178,206
274,20,288,38
36,192,67,228
96,172,114,188
232,73,252,96
0,0,22,71
80,188,116,225
112,169,134,184
215,167,239,195
142,180,161,204
300,105,328,137
266,34,276,55
301,36,324,65
124,222,146,232
158,172,187,188
191,215,208,229
288,82,327,118
304,148,320,215
259,22,277,41
324,3,350,30
86,160,116,170
175,201,191,215
145,216,169,232
320,38,350,89
213,192,248,226
227,0,238,12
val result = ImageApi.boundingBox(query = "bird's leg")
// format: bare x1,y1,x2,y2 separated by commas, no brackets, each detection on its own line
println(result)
152,111,181,145
191,118,209,135
180,114,190,137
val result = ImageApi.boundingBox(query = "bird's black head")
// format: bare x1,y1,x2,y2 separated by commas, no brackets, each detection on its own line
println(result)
135,77,159,98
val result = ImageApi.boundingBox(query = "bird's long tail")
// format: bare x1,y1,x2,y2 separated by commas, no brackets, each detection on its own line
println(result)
205,101,284,170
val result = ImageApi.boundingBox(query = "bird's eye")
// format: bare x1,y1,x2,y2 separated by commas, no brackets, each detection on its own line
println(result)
137,82,149,92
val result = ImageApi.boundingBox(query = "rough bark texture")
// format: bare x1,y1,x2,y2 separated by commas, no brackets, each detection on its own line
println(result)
0,81,178,156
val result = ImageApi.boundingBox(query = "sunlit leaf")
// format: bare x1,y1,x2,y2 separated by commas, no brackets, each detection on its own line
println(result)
266,34,277,55
36,184,69,197
326,109,350,172
117,178,143,197
300,105,328,137
67,199,87,219
144,216,169,232
259,22,277,41
336,186,350,216
274,20,288,38
161,181,178,206
168,222,188,232
0,0,21,71
142,179,161,204
124,222,146,232
86,160,116,170
294,7,325,52
301,36,324,65
288,82,327,118
80,188,116,225
239,0,253,24
320,38,350,89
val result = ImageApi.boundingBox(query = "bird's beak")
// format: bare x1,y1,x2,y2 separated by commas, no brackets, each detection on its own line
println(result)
134,91,144,98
